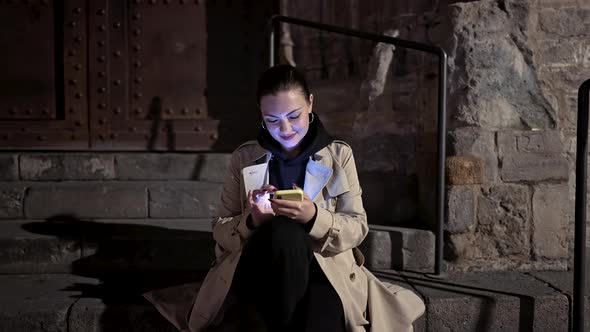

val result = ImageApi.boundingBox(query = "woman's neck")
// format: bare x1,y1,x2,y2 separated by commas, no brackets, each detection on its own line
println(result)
282,147,301,159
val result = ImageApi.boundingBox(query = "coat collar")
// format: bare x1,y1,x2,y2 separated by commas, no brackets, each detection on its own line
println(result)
304,149,333,201
242,146,347,202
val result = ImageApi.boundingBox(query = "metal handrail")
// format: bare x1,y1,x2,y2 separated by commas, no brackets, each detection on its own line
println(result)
269,15,448,276
574,78,590,332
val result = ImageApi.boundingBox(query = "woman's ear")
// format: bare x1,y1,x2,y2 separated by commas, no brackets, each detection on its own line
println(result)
309,94,314,110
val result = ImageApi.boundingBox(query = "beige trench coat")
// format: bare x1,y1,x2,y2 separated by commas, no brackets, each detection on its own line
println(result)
144,141,425,332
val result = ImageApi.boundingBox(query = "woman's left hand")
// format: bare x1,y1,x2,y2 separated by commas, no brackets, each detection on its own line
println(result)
270,184,316,224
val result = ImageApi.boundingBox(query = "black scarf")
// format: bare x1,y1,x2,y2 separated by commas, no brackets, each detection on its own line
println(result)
257,114,333,190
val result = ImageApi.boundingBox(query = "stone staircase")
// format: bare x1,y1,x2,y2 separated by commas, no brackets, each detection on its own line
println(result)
0,152,585,331
0,264,586,331
0,218,436,331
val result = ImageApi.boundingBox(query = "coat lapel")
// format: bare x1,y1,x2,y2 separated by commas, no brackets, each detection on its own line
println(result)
312,147,351,200
304,158,333,201
304,148,339,201
241,152,270,195
240,146,344,202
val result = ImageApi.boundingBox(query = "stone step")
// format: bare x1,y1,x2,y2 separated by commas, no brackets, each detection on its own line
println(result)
0,274,182,332
359,224,435,273
0,269,586,332
530,270,590,331
376,253,590,331
0,219,435,275
1,181,224,220
0,152,232,182
379,270,572,331
0,219,215,275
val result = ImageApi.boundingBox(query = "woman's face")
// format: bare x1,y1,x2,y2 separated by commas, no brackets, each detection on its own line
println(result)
260,89,313,153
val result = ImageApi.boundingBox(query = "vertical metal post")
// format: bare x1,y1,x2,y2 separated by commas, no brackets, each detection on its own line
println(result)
574,78,590,332
269,25,275,67
435,51,448,275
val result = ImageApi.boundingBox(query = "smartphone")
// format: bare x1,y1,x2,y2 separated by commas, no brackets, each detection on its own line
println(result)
270,189,304,202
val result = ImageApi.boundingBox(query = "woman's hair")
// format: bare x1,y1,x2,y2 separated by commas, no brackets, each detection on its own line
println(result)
256,65,311,105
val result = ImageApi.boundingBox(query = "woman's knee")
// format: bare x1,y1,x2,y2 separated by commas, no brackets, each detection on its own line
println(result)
251,216,311,253
271,217,310,244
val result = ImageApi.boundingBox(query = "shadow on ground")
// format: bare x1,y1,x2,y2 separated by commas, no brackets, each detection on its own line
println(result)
22,215,214,331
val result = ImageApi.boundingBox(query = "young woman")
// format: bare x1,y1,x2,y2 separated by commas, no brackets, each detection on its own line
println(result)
145,65,424,332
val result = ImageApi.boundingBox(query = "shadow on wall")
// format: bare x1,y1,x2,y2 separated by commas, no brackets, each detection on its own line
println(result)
146,96,176,151
22,215,214,331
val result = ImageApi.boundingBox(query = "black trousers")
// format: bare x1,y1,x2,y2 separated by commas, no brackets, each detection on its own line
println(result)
232,216,346,332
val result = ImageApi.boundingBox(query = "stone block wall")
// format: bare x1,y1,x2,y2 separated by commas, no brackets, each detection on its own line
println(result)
0,152,228,222
285,0,588,271
438,0,588,271
300,0,585,271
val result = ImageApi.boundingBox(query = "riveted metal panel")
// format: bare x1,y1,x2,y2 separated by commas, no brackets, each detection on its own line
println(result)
0,1,56,121
88,0,111,148
62,0,90,148
128,0,207,121
0,0,217,150
89,0,217,151
0,0,89,149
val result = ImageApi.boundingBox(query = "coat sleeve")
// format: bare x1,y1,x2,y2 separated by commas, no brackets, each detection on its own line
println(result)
308,145,369,253
211,149,254,257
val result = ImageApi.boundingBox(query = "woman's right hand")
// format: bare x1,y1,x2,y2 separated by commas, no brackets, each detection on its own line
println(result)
248,184,277,227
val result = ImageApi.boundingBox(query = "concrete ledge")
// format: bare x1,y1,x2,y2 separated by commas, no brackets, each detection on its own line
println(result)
375,270,571,331
0,270,581,332
115,153,231,182
3,181,224,219
0,219,214,274
0,274,203,332
0,220,80,274
0,274,93,332
531,267,590,331
358,225,435,273
20,154,115,181
69,297,178,332
148,182,222,218
25,185,148,219
0,152,232,182
2,219,436,275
